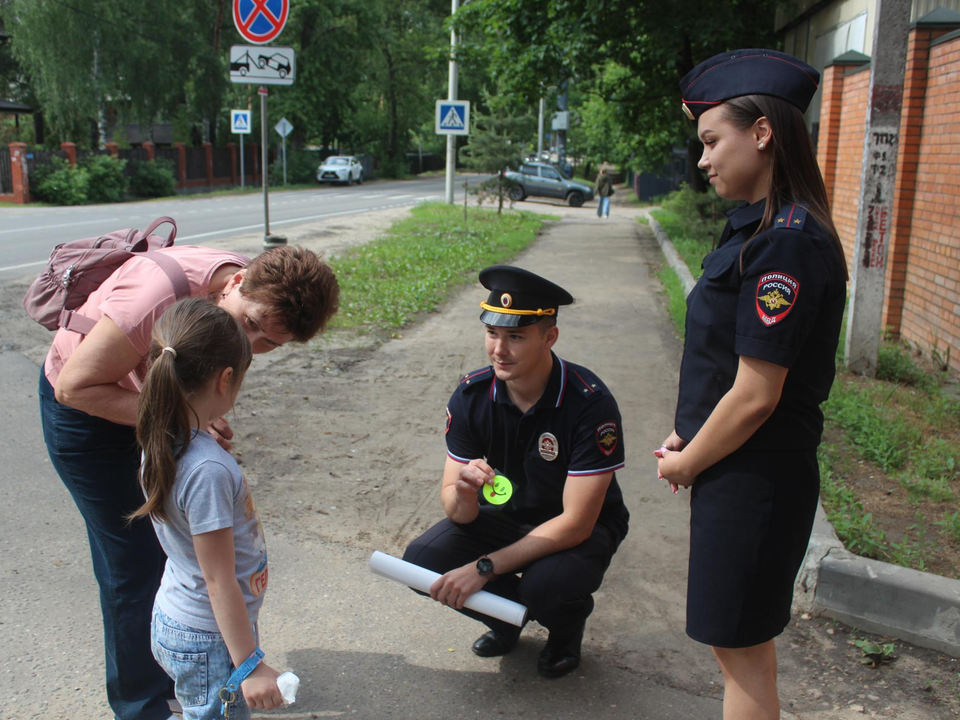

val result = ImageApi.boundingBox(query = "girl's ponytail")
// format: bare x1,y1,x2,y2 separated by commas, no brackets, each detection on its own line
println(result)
131,297,252,523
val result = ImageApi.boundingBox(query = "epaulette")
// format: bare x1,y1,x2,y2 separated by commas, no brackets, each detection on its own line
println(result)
459,366,494,391
773,203,808,230
567,362,603,398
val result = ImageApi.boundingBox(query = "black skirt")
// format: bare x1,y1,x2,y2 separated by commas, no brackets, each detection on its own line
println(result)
686,448,820,648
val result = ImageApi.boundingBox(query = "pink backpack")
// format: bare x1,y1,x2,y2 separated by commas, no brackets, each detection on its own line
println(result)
23,216,190,335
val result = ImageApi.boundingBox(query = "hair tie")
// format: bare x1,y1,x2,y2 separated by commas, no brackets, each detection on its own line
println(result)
161,346,177,359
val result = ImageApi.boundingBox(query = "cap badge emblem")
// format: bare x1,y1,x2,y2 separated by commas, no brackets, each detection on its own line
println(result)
682,102,695,121
500,293,513,308
539,432,559,461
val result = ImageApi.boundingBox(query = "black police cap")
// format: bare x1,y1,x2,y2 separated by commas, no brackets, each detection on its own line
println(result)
680,48,820,121
478,266,574,328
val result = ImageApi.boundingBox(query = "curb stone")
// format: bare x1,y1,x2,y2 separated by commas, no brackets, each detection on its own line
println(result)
643,208,960,659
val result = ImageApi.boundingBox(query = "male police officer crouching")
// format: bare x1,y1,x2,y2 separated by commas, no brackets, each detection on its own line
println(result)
403,266,629,678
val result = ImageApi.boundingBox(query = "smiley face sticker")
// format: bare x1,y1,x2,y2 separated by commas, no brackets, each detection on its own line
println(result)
483,474,514,505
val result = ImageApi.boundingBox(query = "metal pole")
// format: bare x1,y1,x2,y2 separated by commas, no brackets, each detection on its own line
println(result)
844,0,910,376
557,81,568,169
537,97,545,158
445,0,459,204
240,133,245,190
260,86,270,237
282,135,287,185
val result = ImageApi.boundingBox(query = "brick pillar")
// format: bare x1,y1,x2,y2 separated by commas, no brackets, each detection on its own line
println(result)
227,142,237,184
174,142,187,187
818,52,870,207
60,141,77,168
251,143,259,183
203,141,213,186
8,142,30,204
104,142,119,158
883,19,960,338
142,141,155,161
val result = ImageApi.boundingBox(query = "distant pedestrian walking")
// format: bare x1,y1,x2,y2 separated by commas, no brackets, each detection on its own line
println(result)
595,166,614,218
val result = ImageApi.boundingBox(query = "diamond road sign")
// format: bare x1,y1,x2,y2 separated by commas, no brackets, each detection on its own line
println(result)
274,117,293,138
435,100,470,135
229,45,295,85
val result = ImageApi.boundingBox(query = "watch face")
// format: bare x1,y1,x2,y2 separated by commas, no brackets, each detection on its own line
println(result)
477,558,494,576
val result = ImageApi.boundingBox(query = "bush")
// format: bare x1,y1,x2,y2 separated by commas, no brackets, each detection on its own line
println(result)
82,155,128,203
129,159,177,198
877,342,940,394
269,150,321,185
32,156,89,205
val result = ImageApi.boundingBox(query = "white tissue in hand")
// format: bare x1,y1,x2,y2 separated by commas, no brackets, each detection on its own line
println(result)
277,671,300,705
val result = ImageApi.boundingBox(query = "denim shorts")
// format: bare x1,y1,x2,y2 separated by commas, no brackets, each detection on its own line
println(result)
151,606,258,720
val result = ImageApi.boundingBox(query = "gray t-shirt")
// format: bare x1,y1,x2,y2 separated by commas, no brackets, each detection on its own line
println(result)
151,431,268,632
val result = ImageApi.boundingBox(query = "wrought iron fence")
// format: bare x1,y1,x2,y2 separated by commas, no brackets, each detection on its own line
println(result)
0,148,11,194
212,147,232,179
185,146,206,181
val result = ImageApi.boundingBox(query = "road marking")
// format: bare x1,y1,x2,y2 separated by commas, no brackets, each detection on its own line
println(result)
0,217,121,235
360,194,384,199
386,194,412,200
0,259,47,272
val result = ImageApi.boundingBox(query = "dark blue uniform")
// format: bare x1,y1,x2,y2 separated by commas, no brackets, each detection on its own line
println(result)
404,352,629,636
676,199,846,647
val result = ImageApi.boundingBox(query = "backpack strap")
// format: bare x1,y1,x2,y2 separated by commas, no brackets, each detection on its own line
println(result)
58,253,191,336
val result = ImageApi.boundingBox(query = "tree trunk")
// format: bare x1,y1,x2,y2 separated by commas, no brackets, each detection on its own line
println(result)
213,0,227,53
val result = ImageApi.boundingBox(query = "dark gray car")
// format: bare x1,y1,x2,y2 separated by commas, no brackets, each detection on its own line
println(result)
504,161,594,207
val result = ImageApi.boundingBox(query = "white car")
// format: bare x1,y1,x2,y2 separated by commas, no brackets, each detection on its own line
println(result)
317,156,363,185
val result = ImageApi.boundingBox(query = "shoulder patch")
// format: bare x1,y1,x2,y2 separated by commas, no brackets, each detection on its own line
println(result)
459,366,494,392
773,204,808,231
756,272,800,326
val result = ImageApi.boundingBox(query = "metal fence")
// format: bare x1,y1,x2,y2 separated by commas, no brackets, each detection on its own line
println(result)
184,146,206,181
155,146,179,169
212,146,232,179
0,148,10,194
25,148,66,176
119,147,149,177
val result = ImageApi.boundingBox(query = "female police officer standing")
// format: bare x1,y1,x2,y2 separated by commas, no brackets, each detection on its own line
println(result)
656,50,848,719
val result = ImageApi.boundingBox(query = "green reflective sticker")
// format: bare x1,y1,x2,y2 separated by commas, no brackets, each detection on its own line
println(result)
483,474,513,505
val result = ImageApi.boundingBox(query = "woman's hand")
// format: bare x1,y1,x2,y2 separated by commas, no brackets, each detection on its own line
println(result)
655,430,690,493
661,429,688,452
207,416,234,451
241,662,283,710
656,447,697,489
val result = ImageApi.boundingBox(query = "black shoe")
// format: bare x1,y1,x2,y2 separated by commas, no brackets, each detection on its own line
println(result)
537,622,585,678
471,627,522,658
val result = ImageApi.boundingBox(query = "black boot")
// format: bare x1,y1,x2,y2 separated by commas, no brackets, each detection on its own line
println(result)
471,626,522,658
537,622,585,678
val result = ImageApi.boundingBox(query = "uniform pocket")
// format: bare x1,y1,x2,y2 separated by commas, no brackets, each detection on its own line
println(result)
153,641,209,708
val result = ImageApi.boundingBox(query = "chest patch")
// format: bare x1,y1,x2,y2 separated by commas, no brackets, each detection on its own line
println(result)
596,421,619,456
539,432,559,461
756,272,799,326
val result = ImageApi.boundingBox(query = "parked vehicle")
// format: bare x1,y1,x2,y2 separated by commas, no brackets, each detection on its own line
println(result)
317,156,364,185
504,161,594,207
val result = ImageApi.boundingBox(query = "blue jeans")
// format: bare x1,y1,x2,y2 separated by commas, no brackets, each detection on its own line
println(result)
597,196,610,217
39,371,172,720
152,607,257,720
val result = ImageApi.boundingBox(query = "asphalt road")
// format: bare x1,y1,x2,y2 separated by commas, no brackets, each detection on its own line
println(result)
0,175,462,278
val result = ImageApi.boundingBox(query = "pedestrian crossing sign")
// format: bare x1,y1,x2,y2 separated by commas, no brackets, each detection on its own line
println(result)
435,100,470,136
231,109,252,135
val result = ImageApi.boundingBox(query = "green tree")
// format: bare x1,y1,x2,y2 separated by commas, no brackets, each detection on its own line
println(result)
457,0,781,189
462,87,532,214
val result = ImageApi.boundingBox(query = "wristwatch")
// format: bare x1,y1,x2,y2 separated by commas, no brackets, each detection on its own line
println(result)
476,555,496,578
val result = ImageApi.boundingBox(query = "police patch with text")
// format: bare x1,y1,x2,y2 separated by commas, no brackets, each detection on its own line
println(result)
595,421,619,457
755,272,799,326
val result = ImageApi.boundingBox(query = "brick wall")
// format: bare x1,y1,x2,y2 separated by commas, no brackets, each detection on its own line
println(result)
818,23,960,373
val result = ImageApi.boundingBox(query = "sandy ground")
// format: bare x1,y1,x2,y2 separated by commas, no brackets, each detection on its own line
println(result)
2,191,959,719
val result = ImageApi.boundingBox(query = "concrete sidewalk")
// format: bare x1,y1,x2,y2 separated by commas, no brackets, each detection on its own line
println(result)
3,201,957,719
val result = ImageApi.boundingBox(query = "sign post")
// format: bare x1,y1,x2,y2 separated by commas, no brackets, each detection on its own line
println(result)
274,117,293,185
231,109,251,189
231,0,291,247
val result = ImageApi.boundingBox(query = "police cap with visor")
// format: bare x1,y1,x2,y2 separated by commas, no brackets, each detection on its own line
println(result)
478,266,574,328
679,48,820,121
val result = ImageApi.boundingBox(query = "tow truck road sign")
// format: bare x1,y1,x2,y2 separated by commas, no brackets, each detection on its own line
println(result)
231,110,252,134
233,0,289,45
229,45,295,85
436,100,470,135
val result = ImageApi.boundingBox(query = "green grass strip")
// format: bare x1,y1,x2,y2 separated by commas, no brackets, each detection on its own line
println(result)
656,263,687,338
650,207,714,275
329,202,555,331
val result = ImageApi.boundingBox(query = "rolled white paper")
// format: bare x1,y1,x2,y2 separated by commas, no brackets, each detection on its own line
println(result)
276,671,300,705
369,551,528,627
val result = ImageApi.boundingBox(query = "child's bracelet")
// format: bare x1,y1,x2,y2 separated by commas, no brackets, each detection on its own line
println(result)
219,647,265,711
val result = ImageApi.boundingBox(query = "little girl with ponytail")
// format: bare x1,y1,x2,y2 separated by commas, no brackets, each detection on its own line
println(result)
132,297,284,720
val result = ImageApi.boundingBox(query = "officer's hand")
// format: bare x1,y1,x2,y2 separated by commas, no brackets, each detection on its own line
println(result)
656,448,696,489
429,563,489,609
661,429,687,452
208,416,234,451
456,459,495,497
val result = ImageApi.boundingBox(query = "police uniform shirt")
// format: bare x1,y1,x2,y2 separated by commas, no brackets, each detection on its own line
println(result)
675,199,847,450
445,353,629,539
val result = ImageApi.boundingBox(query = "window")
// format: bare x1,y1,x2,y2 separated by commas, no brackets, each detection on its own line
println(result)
541,168,560,181
521,164,538,176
